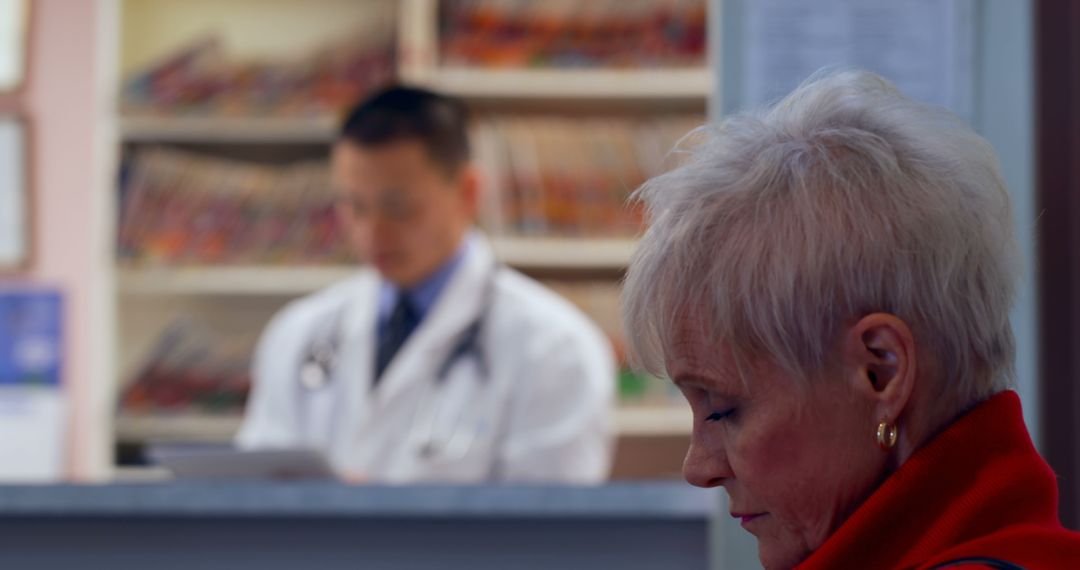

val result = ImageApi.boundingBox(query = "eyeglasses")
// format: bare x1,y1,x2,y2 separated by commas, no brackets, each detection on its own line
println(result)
337,190,419,222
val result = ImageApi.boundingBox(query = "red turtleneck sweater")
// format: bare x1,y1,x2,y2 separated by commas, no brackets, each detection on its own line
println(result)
796,391,1080,570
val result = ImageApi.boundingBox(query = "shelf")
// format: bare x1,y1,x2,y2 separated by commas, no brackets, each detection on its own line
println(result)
115,405,691,444
614,406,693,436
116,413,243,444
119,115,339,144
427,68,712,100
117,265,358,296
491,237,637,270
117,238,637,295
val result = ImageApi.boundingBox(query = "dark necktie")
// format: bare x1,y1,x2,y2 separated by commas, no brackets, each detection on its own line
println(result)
374,293,420,385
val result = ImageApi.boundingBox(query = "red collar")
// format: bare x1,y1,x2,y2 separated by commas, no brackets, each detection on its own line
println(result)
797,391,1072,569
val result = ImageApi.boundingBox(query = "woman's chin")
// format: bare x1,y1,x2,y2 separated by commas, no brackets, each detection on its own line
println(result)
756,535,810,570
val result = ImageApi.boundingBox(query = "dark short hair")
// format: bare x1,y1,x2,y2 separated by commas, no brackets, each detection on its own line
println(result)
340,85,470,173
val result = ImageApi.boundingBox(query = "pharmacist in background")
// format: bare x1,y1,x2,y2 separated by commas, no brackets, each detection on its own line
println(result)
236,86,616,483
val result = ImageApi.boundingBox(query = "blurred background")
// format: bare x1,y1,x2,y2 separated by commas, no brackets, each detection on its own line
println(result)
0,0,1076,562
111,0,707,481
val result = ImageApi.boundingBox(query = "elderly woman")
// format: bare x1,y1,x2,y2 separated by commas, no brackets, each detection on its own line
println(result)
622,70,1080,569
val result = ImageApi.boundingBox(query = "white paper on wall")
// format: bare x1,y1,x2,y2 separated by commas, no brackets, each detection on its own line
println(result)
0,117,26,268
741,0,975,122
0,0,28,92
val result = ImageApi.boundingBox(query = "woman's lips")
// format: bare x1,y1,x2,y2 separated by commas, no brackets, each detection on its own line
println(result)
732,512,767,526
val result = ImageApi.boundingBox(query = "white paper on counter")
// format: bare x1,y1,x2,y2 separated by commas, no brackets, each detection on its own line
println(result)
150,446,336,481
0,386,67,481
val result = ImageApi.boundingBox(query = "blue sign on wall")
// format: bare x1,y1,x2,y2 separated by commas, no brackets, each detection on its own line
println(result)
0,289,62,386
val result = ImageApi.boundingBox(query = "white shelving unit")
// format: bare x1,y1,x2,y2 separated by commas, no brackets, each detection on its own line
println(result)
117,238,637,296
427,68,711,100
614,406,694,437
117,265,358,296
492,237,638,271
109,0,712,479
120,116,339,144
115,239,636,300
116,414,243,444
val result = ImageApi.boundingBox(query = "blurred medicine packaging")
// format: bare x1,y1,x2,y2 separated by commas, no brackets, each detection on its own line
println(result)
0,287,67,481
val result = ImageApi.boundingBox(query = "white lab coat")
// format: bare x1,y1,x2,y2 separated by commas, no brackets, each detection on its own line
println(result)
236,234,616,484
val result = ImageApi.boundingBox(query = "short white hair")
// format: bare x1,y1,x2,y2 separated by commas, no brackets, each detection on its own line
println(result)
622,70,1019,405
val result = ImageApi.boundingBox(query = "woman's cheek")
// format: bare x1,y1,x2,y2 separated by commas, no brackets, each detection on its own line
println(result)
734,421,807,494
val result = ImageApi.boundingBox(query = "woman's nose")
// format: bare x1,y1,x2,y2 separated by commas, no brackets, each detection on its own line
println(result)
682,437,731,488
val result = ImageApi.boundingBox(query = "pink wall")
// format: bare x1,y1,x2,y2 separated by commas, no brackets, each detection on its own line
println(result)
20,0,103,479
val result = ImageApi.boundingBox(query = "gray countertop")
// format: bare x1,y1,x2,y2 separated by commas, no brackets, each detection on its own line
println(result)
0,482,719,520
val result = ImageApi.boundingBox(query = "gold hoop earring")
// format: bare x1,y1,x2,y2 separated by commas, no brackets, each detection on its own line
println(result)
876,420,898,450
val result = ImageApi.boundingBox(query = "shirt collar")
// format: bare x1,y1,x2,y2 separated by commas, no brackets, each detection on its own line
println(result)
377,232,473,325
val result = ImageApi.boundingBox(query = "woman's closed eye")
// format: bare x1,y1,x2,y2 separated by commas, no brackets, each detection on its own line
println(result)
706,408,737,422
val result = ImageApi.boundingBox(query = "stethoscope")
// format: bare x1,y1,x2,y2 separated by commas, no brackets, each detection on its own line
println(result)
296,264,499,461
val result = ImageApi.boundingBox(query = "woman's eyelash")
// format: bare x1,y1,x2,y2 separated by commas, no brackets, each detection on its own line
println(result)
706,409,736,422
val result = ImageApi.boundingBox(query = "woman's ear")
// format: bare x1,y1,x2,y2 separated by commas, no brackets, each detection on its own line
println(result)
843,313,917,421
